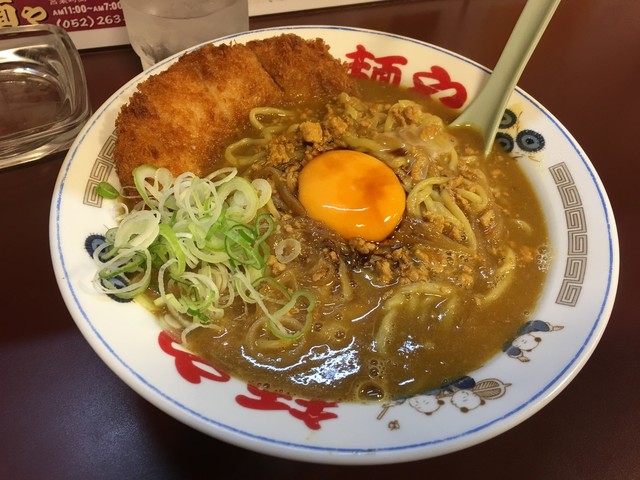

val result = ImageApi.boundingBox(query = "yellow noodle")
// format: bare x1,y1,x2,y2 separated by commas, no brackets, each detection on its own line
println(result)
344,136,385,153
456,181,489,212
343,136,404,167
479,248,517,304
448,145,459,171
249,107,294,130
374,310,396,355
383,102,405,132
511,218,533,234
441,189,477,250
338,259,354,301
244,316,290,352
426,189,465,230
406,177,449,218
265,198,281,219
224,137,268,167
181,321,224,344
376,281,452,354
383,281,451,309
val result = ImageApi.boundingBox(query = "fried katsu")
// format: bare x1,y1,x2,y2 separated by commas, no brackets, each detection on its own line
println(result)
114,34,358,186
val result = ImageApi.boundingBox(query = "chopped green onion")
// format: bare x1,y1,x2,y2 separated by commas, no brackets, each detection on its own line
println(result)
267,289,316,340
97,252,146,279
96,181,120,199
157,224,186,275
92,165,315,343
274,238,301,264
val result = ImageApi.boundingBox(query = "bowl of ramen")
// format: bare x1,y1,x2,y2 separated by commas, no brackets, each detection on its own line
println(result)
50,26,619,464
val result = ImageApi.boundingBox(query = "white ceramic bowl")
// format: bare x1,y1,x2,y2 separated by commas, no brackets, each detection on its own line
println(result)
50,26,619,465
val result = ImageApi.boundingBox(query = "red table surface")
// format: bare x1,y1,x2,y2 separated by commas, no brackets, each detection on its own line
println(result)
1,1,639,478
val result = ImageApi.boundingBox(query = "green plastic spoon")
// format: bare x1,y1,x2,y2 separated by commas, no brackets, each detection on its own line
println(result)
450,0,561,156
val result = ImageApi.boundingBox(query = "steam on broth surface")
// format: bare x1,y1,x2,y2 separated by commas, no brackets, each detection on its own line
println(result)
159,79,550,402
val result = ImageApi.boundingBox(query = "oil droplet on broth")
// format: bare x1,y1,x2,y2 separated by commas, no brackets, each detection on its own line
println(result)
358,382,385,401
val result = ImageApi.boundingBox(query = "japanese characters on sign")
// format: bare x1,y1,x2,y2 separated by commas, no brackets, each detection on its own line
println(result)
0,0,128,49
0,0,124,31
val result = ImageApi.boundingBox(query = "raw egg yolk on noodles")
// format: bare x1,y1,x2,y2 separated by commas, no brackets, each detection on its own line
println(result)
298,150,406,241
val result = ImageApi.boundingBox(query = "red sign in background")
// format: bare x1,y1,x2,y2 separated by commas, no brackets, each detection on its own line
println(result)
0,0,125,31
0,0,128,48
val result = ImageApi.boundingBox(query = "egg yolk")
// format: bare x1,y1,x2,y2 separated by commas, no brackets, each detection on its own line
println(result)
298,150,406,241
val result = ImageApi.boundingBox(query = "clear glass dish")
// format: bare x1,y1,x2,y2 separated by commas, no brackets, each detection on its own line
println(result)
0,24,90,169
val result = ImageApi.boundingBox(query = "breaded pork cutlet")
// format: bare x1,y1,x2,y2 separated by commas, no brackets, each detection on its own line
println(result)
114,34,358,186
245,35,356,102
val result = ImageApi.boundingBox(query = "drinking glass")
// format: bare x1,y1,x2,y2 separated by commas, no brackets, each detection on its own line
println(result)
120,0,249,70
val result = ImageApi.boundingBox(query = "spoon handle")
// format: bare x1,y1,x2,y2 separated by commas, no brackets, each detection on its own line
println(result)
451,0,561,156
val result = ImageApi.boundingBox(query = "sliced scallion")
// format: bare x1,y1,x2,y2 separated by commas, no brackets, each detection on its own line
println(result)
96,181,120,199
92,165,315,342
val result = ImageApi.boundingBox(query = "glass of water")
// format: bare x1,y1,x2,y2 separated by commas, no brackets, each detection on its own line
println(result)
120,0,249,70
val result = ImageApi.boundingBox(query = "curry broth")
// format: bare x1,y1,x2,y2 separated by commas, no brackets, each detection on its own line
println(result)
181,80,549,402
